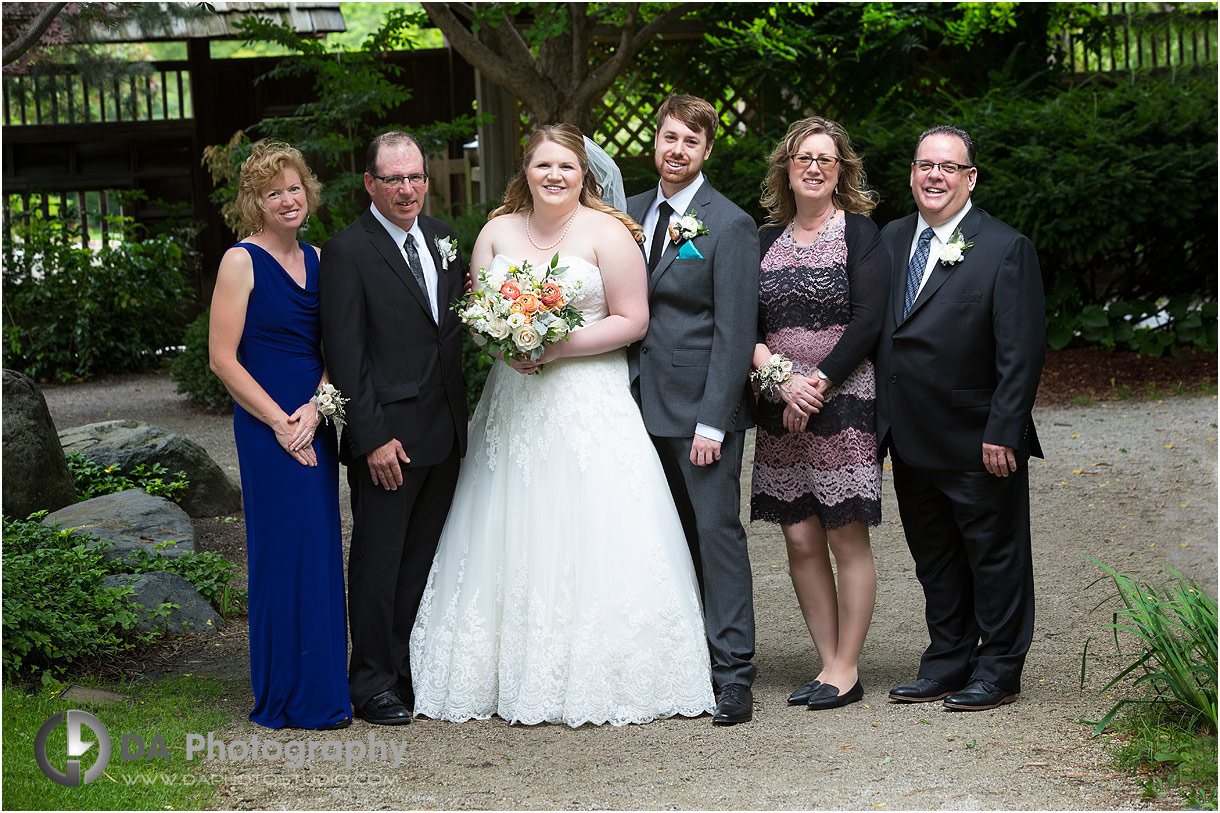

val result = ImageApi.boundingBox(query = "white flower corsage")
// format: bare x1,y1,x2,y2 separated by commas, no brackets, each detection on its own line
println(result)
752,353,794,397
940,228,974,266
434,236,458,271
668,209,710,244
310,383,349,429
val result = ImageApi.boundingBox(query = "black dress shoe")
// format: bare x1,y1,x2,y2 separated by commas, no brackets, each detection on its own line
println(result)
713,684,753,725
806,679,863,711
889,678,961,703
942,679,1017,711
355,690,412,725
787,679,821,706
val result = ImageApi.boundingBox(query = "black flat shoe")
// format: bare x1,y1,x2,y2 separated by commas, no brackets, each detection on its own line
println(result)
787,679,821,706
889,678,961,703
806,679,863,711
713,684,753,725
317,716,352,731
942,679,1017,711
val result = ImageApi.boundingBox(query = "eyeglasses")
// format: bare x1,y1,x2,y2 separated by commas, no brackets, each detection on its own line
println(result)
369,172,429,188
912,160,974,175
791,154,840,170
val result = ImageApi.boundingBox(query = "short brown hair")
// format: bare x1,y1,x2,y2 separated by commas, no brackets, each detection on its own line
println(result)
235,140,322,237
760,116,878,227
365,130,428,175
656,94,719,145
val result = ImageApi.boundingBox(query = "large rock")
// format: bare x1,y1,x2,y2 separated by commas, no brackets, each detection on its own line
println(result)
2,369,77,518
102,571,222,635
58,420,241,518
42,489,195,563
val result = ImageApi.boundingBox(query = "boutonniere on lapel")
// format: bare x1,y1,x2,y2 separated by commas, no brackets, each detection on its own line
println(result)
668,209,709,259
434,236,458,271
939,228,974,266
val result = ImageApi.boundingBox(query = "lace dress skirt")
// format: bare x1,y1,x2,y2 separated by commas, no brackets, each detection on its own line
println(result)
751,220,881,530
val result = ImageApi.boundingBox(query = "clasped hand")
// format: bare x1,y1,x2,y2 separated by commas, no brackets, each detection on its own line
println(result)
778,374,828,433
275,401,320,467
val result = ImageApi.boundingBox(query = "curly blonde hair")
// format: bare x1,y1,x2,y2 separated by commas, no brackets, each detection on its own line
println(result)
490,124,644,244
760,116,877,227
235,140,322,237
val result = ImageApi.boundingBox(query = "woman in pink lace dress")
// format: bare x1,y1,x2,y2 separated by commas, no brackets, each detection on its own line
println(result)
751,117,889,711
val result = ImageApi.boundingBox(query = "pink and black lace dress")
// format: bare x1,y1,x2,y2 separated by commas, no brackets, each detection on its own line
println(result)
750,212,889,529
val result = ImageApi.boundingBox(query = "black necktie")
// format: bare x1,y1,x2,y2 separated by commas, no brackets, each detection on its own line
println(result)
648,201,673,274
403,234,434,321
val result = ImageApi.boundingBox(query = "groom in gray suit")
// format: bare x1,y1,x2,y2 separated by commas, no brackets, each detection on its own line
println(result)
627,94,760,725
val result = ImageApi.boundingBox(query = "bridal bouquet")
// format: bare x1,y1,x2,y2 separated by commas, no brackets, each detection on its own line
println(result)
455,253,584,365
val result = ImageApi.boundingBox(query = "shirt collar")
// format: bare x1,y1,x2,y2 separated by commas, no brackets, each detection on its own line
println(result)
654,173,705,218
917,198,972,244
369,204,426,249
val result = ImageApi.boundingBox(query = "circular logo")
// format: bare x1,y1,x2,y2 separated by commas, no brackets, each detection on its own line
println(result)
34,709,111,786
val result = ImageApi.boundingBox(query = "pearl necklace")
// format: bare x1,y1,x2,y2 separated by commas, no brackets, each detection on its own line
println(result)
526,204,580,251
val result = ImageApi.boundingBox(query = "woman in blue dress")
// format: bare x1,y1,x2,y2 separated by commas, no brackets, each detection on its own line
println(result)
209,140,351,730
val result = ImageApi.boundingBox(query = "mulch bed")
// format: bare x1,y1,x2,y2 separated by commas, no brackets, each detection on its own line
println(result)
1035,347,1216,407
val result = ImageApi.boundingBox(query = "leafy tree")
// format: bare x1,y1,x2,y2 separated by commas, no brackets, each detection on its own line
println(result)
421,2,703,131
202,8,487,243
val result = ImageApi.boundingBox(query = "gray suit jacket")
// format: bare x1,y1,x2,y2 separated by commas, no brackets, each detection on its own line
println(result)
626,181,759,437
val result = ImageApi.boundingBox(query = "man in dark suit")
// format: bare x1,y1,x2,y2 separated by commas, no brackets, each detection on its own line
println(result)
320,131,468,725
875,124,1045,711
626,94,760,725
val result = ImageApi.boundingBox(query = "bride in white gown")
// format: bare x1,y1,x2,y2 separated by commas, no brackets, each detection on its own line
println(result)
410,125,715,727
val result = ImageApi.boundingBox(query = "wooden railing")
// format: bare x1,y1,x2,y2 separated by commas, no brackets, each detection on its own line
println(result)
1061,2,1216,74
3,60,192,127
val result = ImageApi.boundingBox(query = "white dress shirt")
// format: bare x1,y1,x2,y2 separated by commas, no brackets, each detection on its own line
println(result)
907,199,972,301
369,205,439,322
640,174,723,444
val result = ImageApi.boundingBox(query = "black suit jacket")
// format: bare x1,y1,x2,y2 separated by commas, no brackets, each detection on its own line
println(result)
319,209,468,468
875,205,1045,471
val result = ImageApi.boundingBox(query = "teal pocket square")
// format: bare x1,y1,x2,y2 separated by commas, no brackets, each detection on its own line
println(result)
678,241,704,259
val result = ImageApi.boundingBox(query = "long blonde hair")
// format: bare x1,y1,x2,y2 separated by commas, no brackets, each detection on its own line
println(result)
760,116,877,228
491,124,644,244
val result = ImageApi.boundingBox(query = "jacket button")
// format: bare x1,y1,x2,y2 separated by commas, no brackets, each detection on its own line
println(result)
890,375,898,384
641,347,649,355
893,339,902,348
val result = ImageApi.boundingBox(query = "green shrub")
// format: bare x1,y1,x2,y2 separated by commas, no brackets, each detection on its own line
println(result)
2,209,197,382
853,71,1217,355
1081,557,1217,735
2,515,247,678
65,454,189,503
2,516,145,677
170,310,234,412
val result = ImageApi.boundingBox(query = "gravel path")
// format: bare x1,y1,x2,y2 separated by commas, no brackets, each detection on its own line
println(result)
41,373,1217,810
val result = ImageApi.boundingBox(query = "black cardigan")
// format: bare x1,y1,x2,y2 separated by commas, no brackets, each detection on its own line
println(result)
757,211,891,385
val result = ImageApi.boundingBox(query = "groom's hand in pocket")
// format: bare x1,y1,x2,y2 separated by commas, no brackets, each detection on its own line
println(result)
367,439,411,490
690,433,722,467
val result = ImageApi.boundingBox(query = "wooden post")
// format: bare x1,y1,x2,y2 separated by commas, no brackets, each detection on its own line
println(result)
475,69,518,205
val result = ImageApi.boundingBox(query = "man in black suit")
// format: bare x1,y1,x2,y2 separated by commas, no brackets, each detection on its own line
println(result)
320,131,468,725
875,125,1045,711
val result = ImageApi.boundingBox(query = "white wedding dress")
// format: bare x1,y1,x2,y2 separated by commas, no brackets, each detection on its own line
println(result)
410,255,716,727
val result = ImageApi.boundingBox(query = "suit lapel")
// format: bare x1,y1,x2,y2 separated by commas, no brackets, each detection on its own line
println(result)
362,210,433,322
903,206,983,322
417,218,448,325
648,183,710,295
891,215,917,326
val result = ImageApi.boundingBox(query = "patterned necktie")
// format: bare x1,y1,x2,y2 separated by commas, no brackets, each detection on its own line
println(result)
647,200,673,274
903,227,936,318
403,234,435,321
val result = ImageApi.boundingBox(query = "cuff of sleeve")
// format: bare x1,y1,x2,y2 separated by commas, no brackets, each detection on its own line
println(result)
695,423,725,443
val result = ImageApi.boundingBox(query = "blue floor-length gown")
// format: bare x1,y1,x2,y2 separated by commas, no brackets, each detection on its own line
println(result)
232,241,350,729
